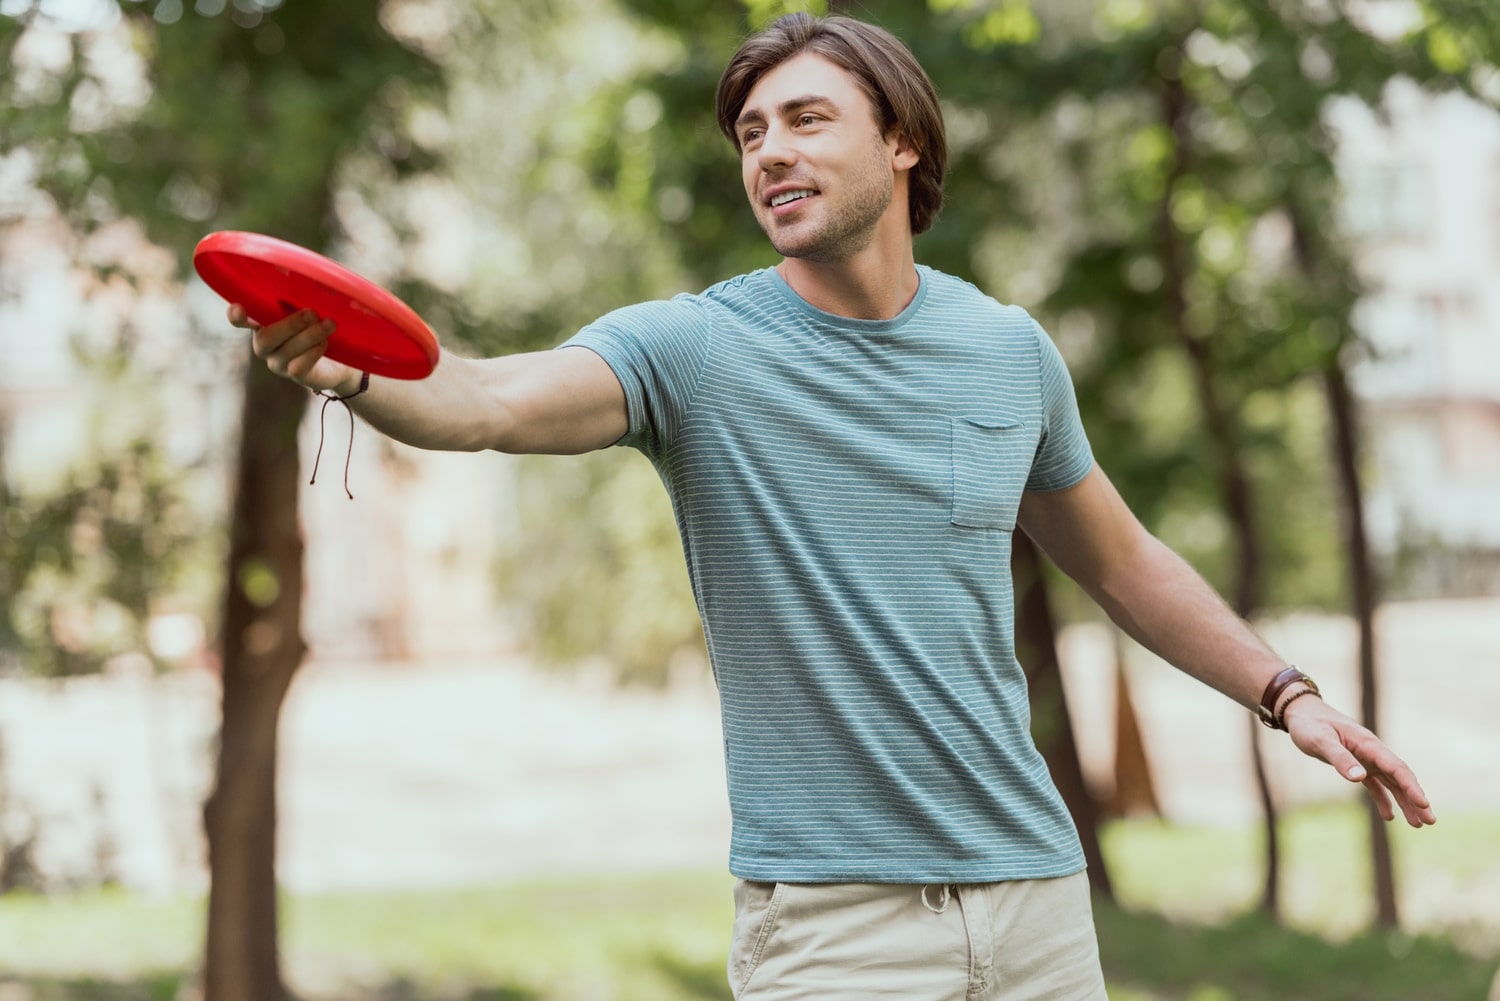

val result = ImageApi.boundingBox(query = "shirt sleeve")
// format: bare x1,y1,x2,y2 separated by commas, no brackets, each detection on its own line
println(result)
1026,320,1095,492
558,296,710,461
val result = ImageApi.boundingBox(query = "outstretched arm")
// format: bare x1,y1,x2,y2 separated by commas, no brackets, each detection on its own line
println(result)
232,304,627,455
1017,464,1436,828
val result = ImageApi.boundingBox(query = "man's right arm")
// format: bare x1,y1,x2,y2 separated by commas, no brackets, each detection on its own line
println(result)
235,305,628,455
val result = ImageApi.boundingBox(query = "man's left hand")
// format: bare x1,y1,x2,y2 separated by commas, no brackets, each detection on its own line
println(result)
1283,697,1437,828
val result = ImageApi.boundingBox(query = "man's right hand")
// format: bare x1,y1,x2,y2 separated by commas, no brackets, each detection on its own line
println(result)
230,304,359,396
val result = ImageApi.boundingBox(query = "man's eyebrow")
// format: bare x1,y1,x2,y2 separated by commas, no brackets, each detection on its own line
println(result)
735,94,835,133
775,94,834,116
734,108,768,132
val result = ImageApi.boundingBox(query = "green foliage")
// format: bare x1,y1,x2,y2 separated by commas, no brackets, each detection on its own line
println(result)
431,0,716,682
0,436,204,675
1,0,449,675
11,0,1493,680
475,0,1500,673
5,0,442,251
742,0,825,31
0,338,214,677
497,452,706,686
606,0,1357,612
426,0,692,356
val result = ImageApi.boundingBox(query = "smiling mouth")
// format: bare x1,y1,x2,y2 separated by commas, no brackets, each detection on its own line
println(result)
769,189,816,208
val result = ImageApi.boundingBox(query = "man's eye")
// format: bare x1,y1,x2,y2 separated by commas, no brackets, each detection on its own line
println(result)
797,114,820,127
742,129,764,145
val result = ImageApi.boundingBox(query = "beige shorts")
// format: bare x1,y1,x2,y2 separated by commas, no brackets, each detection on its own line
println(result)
727,871,1108,1000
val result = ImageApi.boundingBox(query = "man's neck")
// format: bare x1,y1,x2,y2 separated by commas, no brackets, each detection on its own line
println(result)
776,244,920,321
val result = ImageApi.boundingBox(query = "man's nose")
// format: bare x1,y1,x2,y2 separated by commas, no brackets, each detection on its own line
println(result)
756,124,798,170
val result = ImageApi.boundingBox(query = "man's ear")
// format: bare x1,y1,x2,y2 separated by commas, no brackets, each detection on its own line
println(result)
888,131,920,172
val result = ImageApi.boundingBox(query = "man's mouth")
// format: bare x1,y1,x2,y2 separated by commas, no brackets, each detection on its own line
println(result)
769,189,816,209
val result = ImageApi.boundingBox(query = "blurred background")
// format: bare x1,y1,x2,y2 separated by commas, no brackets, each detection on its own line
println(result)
1,0,1498,999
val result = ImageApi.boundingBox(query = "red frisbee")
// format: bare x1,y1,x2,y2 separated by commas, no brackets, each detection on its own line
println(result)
193,230,439,380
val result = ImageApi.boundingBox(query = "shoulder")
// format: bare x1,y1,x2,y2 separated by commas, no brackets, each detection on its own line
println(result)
694,268,785,318
591,294,706,331
597,269,780,326
916,266,1042,341
919,267,1032,322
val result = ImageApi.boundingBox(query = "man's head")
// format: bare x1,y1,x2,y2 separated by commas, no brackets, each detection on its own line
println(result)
716,12,947,237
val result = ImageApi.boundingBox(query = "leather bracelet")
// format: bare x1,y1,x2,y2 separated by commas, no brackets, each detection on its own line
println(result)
1256,666,1318,730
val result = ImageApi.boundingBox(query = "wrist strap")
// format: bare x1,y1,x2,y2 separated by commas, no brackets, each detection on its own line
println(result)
1256,666,1320,730
310,372,369,499
328,370,369,402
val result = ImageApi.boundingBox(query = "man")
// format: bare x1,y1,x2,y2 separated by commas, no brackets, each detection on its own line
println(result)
238,12,1435,1000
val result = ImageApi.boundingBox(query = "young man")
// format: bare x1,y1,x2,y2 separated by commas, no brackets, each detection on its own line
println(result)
238,13,1435,1000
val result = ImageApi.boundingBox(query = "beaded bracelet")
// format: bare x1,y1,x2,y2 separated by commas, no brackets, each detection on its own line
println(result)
1275,685,1322,729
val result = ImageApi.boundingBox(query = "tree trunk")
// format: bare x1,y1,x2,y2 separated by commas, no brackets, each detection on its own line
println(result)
1108,632,1160,818
1157,45,1280,918
1281,191,1402,930
1325,360,1399,926
1013,530,1114,900
202,360,309,1001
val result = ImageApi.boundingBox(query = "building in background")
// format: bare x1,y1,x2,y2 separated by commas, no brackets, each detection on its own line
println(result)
1334,84,1500,597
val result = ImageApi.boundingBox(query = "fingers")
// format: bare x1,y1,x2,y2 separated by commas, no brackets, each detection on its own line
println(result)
1362,774,1395,823
227,303,257,329
1347,735,1435,828
251,309,331,357
1289,707,1437,828
247,309,337,380
1315,733,1368,784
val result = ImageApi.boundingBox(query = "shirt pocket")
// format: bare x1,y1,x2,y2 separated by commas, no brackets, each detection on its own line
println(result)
950,415,1029,531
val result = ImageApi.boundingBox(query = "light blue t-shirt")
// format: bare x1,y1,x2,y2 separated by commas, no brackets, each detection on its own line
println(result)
563,265,1096,883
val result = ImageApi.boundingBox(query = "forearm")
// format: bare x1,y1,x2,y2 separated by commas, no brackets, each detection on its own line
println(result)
1020,467,1436,827
243,305,627,455
1020,470,1286,709
1085,533,1283,711
338,353,511,453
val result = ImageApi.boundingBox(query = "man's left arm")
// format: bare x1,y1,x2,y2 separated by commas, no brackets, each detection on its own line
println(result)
1017,464,1437,828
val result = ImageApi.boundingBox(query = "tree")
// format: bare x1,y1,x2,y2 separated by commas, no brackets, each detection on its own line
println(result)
3,1,440,995
982,0,1497,925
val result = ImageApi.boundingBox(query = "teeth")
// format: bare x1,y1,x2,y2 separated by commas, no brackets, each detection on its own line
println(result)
770,189,814,207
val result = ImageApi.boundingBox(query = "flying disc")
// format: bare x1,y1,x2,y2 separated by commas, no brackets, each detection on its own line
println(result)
193,230,439,380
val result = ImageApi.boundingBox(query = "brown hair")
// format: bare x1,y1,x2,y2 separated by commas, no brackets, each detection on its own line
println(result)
716,12,947,235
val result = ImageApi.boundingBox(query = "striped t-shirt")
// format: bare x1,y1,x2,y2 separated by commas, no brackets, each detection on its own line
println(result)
562,265,1096,883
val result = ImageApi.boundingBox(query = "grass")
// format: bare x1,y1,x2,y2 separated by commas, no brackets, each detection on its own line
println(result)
1,806,1497,1000
1103,803,1500,954
1097,907,1497,1001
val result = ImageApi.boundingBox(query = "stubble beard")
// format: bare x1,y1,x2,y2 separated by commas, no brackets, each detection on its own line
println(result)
759,148,895,264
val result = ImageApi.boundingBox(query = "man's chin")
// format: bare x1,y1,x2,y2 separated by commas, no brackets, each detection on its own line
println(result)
765,228,828,261
768,230,866,265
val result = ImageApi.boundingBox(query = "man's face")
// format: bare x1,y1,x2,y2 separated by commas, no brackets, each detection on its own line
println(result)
734,51,912,262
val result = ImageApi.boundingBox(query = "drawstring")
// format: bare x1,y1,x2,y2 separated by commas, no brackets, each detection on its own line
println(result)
310,372,369,500
921,883,952,914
